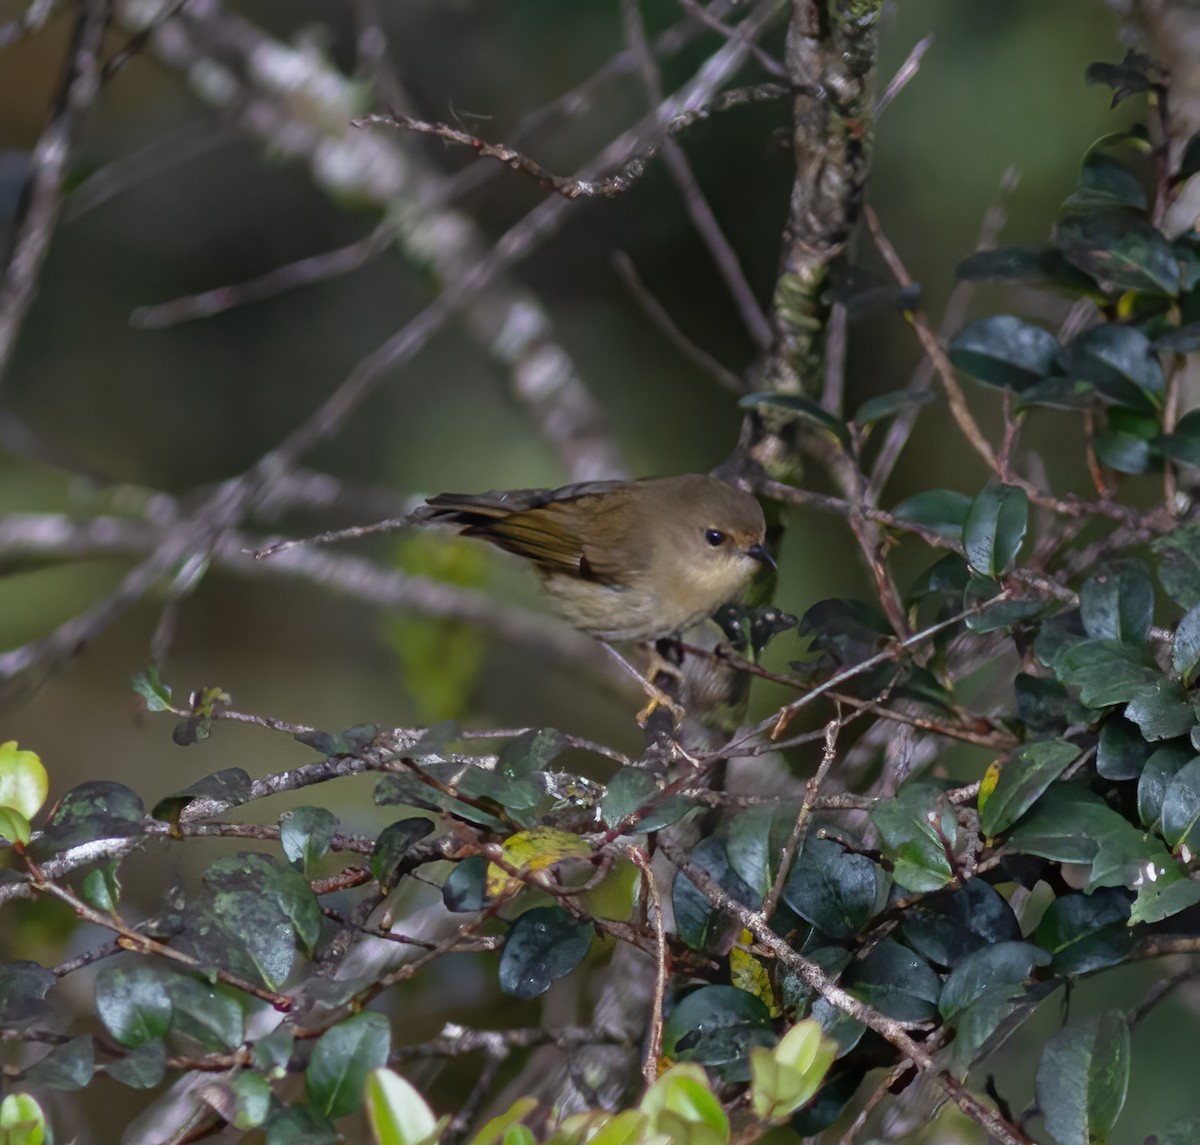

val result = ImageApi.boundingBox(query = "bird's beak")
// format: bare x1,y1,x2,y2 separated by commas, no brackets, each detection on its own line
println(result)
747,543,776,570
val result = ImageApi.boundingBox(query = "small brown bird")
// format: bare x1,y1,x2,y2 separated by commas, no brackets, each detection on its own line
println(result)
417,474,773,643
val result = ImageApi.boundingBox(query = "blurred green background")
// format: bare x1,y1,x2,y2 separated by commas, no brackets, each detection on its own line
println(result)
2,1,1195,1140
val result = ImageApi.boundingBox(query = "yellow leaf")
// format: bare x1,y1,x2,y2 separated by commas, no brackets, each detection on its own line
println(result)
730,929,781,1018
0,742,48,820
977,759,1002,817
486,828,591,897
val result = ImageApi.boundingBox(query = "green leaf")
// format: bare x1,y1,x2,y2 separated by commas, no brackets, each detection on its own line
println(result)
306,1011,392,1121
1130,865,1200,924
851,389,936,430
1017,675,1088,733
601,767,656,828
252,1027,295,1079
442,855,491,913
499,906,592,1000
151,768,252,826
23,1035,95,1090
1057,326,1163,410
948,315,1059,389
81,864,121,913
672,837,758,952
265,1104,337,1144
640,1062,730,1143
662,986,774,1084
899,880,1021,968
1096,715,1151,781
295,723,380,757
1137,744,1193,828
1013,376,1099,412
1035,1011,1130,1145
1124,677,1195,741
33,780,144,855
1154,321,1200,353
1079,561,1154,644
845,938,941,1022
0,1093,46,1145
0,741,48,820
939,941,1050,1020
963,482,1028,577
370,817,435,890
870,783,956,893
281,806,339,874
1053,207,1181,296
0,807,30,846
738,392,848,444
1085,57,1153,106
782,835,885,940
365,1068,442,1145
1034,888,1134,977
979,741,1081,837
107,1039,166,1089
1005,784,1130,864
131,665,175,712
497,728,566,778
1093,429,1157,475
1159,757,1200,853
955,246,1093,289
0,961,56,1026
749,1019,837,1122
1053,639,1158,707
95,964,172,1048
166,974,245,1052
892,489,972,540
1064,152,1147,212
1153,523,1200,608
720,803,805,900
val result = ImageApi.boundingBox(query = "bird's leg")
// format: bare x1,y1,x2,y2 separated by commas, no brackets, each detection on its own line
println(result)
600,641,686,729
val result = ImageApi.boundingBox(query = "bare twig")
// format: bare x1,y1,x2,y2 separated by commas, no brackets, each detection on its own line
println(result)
875,34,934,117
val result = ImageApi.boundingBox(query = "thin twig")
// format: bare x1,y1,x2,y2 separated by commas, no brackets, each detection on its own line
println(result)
629,846,668,1089
875,34,934,117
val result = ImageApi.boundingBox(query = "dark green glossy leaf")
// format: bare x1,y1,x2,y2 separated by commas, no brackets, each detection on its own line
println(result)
374,770,506,831
939,941,1050,1020
151,769,252,826
870,783,956,893
34,780,144,855
852,389,936,430
1053,208,1181,296
81,864,121,913
1036,1011,1130,1145
739,392,848,444
892,490,972,540
1153,523,1200,608
0,961,56,1026
1084,57,1153,105
251,1028,295,1079
1057,326,1163,410
782,835,885,940
845,939,941,1022
166,974,245,1052
1093,429,1156,474
1124,677,1195,741
265,1105,337,1145
106,1039,166,1089
796,598,890,670
1161,409,1200,470
712,603,797,658
980,741,1081,838
829,262,921,319
96,965,172,1048
441,854,490,913
280,806,338,875
1014,376,1098,411
294,723,380,757
1053,639,1158,707
1064,152,1148,212
497,728,565,778
1079,560,1154,644
955,246,1092,289
721,802,804,899
662,986,774,1084
1005,784,1131,864
601,766,656,828
673,837,759,952
370,818,435,890
1138,745,1193,829
1035,610,1088,668
948,316,1059,389
963,576,1044,633
23,1036,95,1090
206,852,320,953
499,906,592,1000
1160,757,1200,852
306,1011,392,1121
899,880,1021,969
963,482,1027,577
1034,888,1134,976
1154,321,1200,352
777,946,851,1013
1017,675,1087,733
1096,715,1151,781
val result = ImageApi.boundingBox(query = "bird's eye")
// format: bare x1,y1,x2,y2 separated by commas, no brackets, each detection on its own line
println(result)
705,529,727,547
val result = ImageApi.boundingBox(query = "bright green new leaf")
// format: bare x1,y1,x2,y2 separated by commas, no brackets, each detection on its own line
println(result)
0,741,48,821
366,1067,446,1145
749,1019,837,1122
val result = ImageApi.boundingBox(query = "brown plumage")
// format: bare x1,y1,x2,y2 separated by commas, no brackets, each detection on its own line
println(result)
416,474,772,642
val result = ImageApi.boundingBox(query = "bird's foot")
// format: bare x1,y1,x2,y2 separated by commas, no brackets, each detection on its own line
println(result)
635,685,686,730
